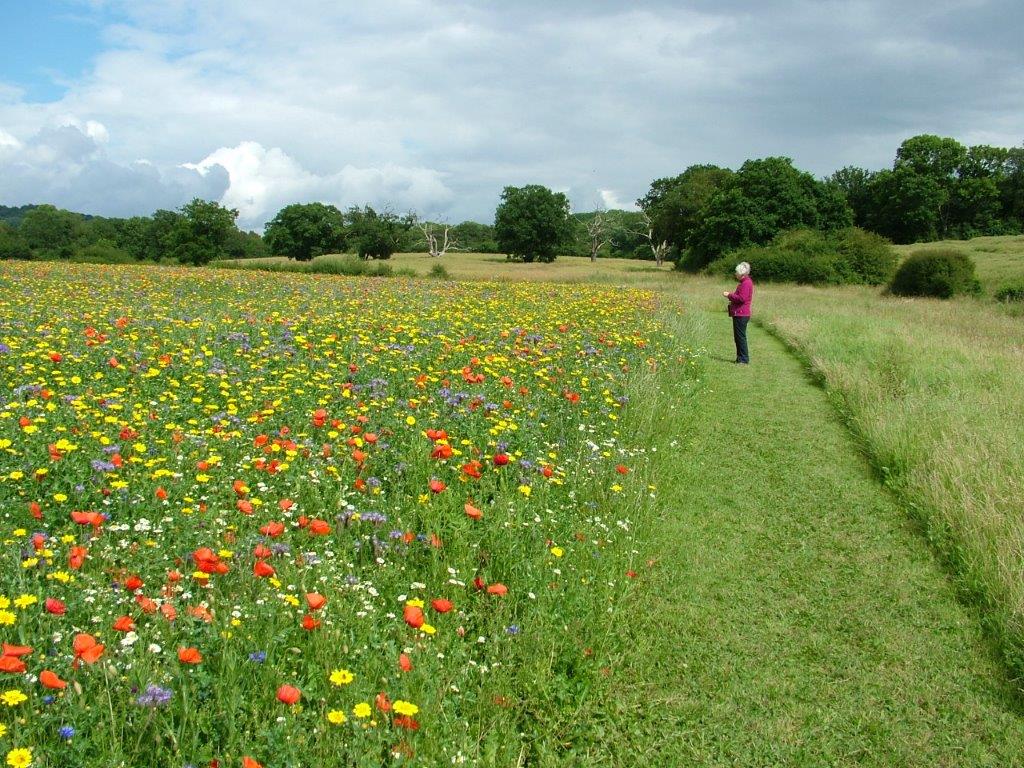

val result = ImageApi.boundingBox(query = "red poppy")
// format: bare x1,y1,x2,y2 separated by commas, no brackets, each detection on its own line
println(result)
308,519,331,535
40,670,67,689
461,461,482,479
124,574,144,591
112,615,135,632
403,605,425,629
428,479,446,494
2,644,32,658
278,498,294,511
399,653,413,672
45,597,66,615
375,691,392,712
178,647,203,664
276,685,301,705
615,464,630,474
486,583,508,596
252,544,272,559
237,500,254,515
0,657,26,674
136,595,158,614
68,545,88,570
259,521,284,537
305,593,326,611
72,633,105,665
155,487,168,500
301,614,320,631
464,502,482,521
493,453,509,466
242,758,264,768
394,715,421,731
431,598,453,614
253,560,275,578
29,502,42,520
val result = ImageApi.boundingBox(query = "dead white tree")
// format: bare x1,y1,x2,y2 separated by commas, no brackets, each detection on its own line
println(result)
417,220,461,258
630,210,670,267
584,210,611,263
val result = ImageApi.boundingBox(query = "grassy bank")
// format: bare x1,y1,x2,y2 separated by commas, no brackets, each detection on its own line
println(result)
893,234,1024,295
738,281,1024,687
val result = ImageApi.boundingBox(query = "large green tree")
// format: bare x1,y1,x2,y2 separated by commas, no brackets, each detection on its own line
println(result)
345,206,415,260
165,199,240,265
637,164,733,252
686,157,852,268
0,224,33,260
493,185,574,263
18,204,78,257
264,202,347,261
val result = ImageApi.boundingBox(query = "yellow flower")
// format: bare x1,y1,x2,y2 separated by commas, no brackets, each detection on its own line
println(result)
11,530,25,538
518,484,531,497
0,598,9,610
5,747,31,768
52,493,67,503
0,690,27,707
353,702,372,718
20,559,38,570
393,700,419,717
0,612,15,626
0,724,6,738
421,623,436,635
329,669,354,686
550,546,564,558
13,595,37,610
327,709,347,724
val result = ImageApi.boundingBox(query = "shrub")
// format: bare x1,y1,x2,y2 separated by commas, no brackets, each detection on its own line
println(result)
70,241,137,265
890,249,981,298
428,263,450,280
832,227,897,285
994,280,1024,303
0,227,33,260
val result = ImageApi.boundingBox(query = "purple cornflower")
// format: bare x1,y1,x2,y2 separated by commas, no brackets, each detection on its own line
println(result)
136,684,174,707
59,725,75,740
248,651,267,663
505,625,521,635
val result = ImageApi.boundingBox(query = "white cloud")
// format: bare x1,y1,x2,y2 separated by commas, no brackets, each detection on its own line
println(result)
184,141,454,229
599,189,638,211
0,123,228,217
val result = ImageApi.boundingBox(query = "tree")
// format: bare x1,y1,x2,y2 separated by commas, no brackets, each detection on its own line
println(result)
264,203,347,262
581,209,611,263
864,168,946,243
686,157,852,269
452,221,499,253
637,165,733,252
166,199,240,265
417,219,461,258
493,185,574,263
345,206,415,260
626,210,670,266
828,166,876,227
18,204,78,257
0,224,32,260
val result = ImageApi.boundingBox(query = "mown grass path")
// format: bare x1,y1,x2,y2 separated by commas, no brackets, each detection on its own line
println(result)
586,302,1024,767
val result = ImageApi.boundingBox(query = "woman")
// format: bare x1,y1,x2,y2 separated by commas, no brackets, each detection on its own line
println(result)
723,262,753,364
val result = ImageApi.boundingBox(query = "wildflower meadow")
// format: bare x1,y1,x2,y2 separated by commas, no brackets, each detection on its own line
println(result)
0,262,677,767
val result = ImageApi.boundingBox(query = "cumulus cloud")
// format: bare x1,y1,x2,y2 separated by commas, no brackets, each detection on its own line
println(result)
0,0,1022,223
599,190,638,212
184,142,454,229
0,122,228,217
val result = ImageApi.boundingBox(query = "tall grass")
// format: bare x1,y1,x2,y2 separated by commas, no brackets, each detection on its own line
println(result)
750,283,1024,684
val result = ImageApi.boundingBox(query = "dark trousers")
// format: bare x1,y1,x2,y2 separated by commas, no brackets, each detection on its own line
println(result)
732,316,750,363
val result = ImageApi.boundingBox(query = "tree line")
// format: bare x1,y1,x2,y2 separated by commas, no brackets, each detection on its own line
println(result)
2,133,1020,267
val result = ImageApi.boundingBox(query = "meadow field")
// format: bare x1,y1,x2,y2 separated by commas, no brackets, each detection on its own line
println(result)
2,238,1024,767
892,233,1024,295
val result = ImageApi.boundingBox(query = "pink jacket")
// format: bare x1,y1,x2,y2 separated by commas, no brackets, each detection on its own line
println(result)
727,276,753,317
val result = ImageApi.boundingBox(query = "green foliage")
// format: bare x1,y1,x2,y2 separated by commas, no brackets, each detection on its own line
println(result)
428,262,450,279
994,280,1024,303
707,227,896,286
451,221,499,253
264,202,346,261
637,164,733,251
0,224,33,260
18,204,78,257
345,206,414,260
687,157,853,269
890,248,981,298
494,185,574,263
70,239,137,264
164,198,240,265
225,255,394,277
0,204,38,228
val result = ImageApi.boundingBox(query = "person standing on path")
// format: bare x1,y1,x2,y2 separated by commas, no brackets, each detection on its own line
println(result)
723,262,753,364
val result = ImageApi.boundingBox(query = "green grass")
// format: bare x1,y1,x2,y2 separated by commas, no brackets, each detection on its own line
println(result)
579,301,1024,766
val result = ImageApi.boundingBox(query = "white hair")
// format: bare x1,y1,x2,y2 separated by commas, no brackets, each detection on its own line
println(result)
735,261,751,277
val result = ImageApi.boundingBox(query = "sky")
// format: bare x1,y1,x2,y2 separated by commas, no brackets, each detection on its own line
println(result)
1,0,1022,230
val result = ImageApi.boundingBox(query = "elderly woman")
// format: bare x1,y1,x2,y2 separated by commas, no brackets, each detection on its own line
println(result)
723,262,753,364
